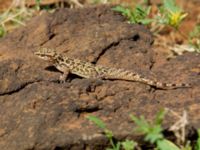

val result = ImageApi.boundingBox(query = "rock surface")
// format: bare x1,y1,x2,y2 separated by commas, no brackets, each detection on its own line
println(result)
0,5,199,150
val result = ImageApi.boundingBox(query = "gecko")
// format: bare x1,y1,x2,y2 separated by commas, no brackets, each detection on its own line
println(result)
34,48,191,89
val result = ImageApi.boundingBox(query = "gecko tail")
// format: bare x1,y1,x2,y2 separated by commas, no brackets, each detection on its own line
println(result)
151,82,191,89
100,67,191,89
130,76,191,89
106,68,191,89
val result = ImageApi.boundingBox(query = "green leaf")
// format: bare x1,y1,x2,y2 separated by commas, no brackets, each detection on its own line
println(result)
121,140,137,150
104,129,114,139
112,6,130,16
139,18,153,25
195,129,200,150
182,141,192,150
106,141,121,150
35,0,41,10
87,115,106,129
130,115,150,134
188,24,200,51
131,112,164,144
154,109,166,125
115,142,121,150
112,4,152,25
163,0,180,12
0,26,6,37
144,125,163,143
189,24,200,38
157,139,180,150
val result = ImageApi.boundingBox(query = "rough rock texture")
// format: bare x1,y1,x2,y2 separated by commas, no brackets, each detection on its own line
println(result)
0,5,199,150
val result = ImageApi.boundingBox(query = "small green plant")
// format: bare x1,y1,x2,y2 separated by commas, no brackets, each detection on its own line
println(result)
130,110,165,144
188,24,200,52
87,110,200,150
131,109,180,150
0,2,33,38
112,4,152,25
157,0,187,29
87,115,137,150
0,0,57,38
121,140,136,150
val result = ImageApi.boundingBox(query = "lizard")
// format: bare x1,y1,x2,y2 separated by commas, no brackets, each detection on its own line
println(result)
34,48,191,89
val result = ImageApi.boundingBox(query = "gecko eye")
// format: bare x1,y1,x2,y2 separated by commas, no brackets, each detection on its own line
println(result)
37,55,51,60
43,56,50,60
42,56,52,60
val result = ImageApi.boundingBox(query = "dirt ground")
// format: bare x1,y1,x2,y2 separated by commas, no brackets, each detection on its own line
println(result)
0,0,199,150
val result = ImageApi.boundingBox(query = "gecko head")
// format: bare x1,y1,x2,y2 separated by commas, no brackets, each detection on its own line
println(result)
34,48,58,61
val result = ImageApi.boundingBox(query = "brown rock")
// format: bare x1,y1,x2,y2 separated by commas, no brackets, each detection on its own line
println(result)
0,5,199,150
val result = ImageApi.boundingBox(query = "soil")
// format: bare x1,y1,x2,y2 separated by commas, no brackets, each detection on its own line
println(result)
0,1,199,150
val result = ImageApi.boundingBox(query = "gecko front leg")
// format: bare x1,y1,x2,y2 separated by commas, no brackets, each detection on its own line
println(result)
59,69,70,83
